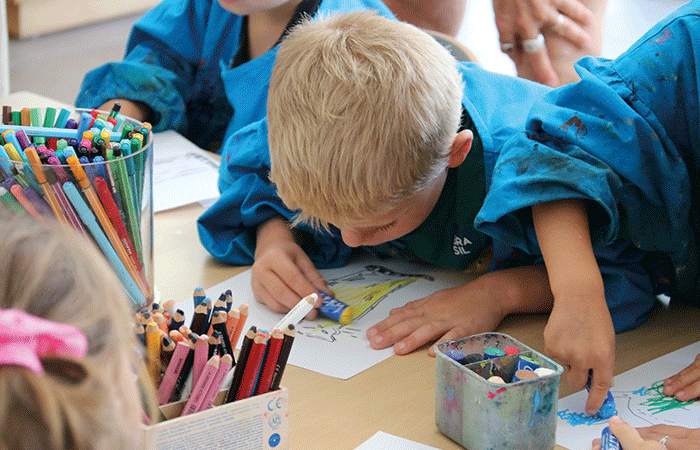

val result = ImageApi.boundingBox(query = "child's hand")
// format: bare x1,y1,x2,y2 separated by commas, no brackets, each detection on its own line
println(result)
544,288,615,416
662,353,700,402
366,282,506,355
251,217,329,318
591,416,699,450
367,265,554,355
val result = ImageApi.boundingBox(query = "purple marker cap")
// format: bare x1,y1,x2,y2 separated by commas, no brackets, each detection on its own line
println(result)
14,129,32,150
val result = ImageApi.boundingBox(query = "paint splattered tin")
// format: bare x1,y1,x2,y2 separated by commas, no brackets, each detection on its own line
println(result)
435,332,564,450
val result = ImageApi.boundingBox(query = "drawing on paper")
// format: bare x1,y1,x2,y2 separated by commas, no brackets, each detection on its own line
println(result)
558,379,698,427
296,265,434,342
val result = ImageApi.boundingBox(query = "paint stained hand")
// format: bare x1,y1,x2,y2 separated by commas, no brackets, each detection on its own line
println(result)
662,353,700,402
544,290,615,416
366,282,506,356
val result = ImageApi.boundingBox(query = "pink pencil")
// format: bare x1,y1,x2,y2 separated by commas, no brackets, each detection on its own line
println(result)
197,353,234,412
156,341,191,405
191,334,209,389
181,355,220,416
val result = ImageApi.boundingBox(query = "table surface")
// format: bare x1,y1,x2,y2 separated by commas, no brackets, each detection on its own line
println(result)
4,92,699,450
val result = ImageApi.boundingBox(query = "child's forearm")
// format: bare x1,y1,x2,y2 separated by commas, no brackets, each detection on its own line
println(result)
532,199,605,300
255,216,294,258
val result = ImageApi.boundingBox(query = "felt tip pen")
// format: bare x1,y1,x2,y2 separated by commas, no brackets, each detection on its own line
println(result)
67,155,149,300
0,124,126,141
24,147,68,225
274,293,318,331
63,181,145,308
317,291,355,324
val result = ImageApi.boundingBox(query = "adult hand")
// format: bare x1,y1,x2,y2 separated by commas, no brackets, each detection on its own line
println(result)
662,353,700,402
591,416,700,450
492,0,595,86
251,217,329,318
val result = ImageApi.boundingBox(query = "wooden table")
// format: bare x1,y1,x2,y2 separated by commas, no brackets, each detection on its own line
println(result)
3,91,699,450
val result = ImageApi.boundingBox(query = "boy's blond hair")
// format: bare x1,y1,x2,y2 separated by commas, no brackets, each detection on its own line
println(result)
0,213,154,449
268,11,464,229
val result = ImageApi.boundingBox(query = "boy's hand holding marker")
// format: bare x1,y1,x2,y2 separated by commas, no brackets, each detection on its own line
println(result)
252,216,331,320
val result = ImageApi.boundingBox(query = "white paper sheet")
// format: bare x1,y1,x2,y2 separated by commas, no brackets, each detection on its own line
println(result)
354,431,441,450
556,340,700,450
176,255,468,379
152,130,219,212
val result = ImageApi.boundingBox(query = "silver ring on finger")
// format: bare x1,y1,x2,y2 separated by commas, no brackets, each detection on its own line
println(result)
553,12,564,30
522,34,545,53
659,435,669,448
500,42,515,52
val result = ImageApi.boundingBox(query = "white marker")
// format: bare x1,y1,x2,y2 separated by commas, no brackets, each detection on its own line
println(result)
274,293,318,331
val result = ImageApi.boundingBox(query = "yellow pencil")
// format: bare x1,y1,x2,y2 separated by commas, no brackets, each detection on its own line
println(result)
145,321,162,384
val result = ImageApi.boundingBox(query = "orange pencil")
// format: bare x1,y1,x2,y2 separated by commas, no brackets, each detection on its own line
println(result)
230,304,248,350
225,307,240,344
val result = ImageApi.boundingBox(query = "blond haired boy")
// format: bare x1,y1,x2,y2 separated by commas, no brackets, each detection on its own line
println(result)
251,11,662,416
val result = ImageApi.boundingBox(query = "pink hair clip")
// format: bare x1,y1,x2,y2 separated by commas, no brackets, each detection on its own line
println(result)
0,309,88,374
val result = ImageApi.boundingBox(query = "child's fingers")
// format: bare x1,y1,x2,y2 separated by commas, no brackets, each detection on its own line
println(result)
393,319,450,355
663,354,700,400
607,416,650,447
585,367,614,416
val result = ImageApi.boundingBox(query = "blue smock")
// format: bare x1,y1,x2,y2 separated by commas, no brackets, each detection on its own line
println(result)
75,0,395,152
198,60,656,332
476,1,700,304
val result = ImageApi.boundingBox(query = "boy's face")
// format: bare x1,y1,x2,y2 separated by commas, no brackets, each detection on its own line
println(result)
217,0,297,15
336,170,448,248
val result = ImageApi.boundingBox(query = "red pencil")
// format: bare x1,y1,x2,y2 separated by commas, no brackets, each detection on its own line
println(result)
235,332,268,401
254,329,284,396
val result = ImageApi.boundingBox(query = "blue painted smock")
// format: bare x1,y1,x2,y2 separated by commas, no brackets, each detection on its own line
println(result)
75,0,395,152
199,61,655,331
475,1,700,304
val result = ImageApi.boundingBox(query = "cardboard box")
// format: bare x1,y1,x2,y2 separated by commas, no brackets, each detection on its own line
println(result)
435,333,563,450
141,387,289,450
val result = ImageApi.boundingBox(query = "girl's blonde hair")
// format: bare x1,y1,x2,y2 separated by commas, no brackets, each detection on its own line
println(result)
0,213,151,449
268,10,464,229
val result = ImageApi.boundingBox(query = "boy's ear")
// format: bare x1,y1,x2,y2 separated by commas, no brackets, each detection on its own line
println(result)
447,129,473,168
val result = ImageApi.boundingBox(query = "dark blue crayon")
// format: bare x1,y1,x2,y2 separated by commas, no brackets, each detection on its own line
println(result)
587,371,617,419
600,426,621,450
516,355,540,372
463,353,484,364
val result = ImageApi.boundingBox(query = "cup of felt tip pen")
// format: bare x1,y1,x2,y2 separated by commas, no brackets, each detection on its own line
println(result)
0,104,154,309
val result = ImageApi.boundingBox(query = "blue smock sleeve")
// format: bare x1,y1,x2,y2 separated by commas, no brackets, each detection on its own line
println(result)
472,3,700,323
475,4,700,262
197,119,353,267
75,0,237,148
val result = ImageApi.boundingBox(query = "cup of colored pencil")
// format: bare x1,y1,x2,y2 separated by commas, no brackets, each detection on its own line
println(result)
0,104,154,309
